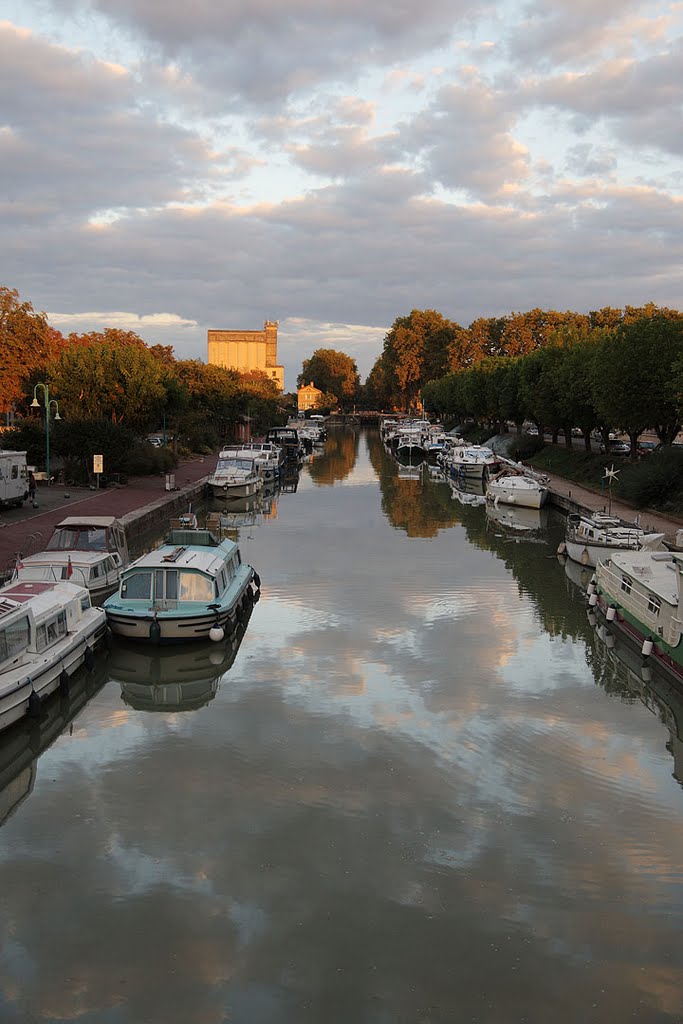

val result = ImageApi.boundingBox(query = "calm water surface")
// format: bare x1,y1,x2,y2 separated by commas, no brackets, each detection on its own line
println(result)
2,428,683,1024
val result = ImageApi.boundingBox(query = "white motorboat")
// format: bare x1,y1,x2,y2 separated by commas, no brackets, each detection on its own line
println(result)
560,512,665,567
447,445,500,481
486,471,549,509
0,578,107,733
207,452,263,499
103,526,260,644
216,442,284,482
13,516,130,599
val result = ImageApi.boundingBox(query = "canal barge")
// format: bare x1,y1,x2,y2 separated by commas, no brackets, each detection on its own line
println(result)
593,548,683,685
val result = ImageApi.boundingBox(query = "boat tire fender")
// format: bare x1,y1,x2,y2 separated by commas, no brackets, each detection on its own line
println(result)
59,669,70,695
84,646,95,672
28,690,41,719
149,619,162,645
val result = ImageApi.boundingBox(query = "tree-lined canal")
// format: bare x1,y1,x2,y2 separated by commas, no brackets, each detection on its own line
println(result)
1,428,683,1023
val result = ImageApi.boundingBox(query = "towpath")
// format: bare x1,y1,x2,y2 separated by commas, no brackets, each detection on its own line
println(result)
540,470,683,542
0,457,210,576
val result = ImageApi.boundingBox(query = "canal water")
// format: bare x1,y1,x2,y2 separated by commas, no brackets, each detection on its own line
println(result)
1,428,683,1024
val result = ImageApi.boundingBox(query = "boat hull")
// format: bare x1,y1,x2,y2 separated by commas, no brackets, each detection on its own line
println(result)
0,613,108,734
593,592,683,685
487,483,547,509
105,576,257,644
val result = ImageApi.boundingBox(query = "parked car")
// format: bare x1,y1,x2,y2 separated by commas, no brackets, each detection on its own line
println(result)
600,439,630,456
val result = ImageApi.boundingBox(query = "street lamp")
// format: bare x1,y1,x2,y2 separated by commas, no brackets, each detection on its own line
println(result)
31,383,61,485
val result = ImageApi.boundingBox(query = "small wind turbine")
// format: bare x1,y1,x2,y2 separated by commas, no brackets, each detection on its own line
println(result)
604,464,619,514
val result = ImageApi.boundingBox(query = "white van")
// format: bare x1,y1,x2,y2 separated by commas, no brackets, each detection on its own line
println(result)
0,450,28,508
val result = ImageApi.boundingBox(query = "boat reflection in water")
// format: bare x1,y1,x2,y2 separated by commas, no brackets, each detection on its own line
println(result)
486,500,549,541
449,476,486,507
111,603,254,713
591,609,683,785
0,656,109,826
560,552,594,594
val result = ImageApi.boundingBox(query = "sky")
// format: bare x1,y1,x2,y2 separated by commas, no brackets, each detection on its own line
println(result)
1,1,682,391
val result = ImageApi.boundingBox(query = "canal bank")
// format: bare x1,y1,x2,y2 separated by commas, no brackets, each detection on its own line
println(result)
542,469,683,542
0,456,210,579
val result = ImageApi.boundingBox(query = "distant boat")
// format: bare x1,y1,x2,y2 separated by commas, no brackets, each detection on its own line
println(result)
207,452,263,499
486,470,549,509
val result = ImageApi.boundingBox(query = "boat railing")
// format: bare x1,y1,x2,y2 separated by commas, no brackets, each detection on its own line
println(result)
566,523,643,548
598,560,681,646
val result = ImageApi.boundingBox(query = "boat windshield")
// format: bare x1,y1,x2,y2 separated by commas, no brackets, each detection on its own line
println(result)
217,459,254,471
47,526,109,551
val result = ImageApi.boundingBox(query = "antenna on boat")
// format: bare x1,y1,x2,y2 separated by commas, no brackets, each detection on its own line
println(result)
603,464,619,515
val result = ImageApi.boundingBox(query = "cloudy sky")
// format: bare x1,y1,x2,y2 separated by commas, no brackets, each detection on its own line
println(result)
2,1,681,389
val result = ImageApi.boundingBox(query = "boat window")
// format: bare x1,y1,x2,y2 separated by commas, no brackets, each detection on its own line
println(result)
47,526,109,552
620,575,632,594
80,595,91,612
152,569,178,601
178,572,216,602
36,611,67,651
0,615,30,664
165,570,178,600
122,572,153,599
647,594,661,616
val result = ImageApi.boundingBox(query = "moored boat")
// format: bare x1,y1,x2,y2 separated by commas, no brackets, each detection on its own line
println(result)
13,515,129,599
593,549,683,685
486,470,549,509
560,512,665,567
447,444,500,481
0,578,107,733
207,452,263,499
216,442,284,482
103,526,260,644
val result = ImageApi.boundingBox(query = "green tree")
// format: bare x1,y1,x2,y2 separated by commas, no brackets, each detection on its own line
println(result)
594,316,683,454
47,330,167,430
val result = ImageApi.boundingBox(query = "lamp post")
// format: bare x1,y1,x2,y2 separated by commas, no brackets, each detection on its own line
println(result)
31,383,61,485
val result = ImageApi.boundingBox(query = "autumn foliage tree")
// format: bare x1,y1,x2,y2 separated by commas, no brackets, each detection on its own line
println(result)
0,287,65,414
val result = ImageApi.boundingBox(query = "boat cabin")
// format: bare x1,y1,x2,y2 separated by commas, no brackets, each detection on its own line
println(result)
117,530,243,609
45,516,129,567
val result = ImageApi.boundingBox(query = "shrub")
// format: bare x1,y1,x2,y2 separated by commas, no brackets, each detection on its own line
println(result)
618,449,683,512
510,434,546,461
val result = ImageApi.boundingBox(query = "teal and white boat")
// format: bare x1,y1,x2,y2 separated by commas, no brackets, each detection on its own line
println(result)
593,549,683,684
103,527,260,644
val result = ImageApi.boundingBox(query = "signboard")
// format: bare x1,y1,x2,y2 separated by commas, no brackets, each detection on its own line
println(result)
93,454,103,474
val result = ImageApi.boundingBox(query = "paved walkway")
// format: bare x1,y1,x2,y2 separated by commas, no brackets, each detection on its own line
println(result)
542,470,683,541
0,458,210,575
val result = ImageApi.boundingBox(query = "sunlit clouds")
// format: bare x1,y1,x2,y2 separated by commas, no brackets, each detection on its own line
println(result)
1,1,681,387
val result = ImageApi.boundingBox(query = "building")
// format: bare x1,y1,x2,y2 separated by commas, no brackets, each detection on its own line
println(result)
207,320,284,390
297,381,323,414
